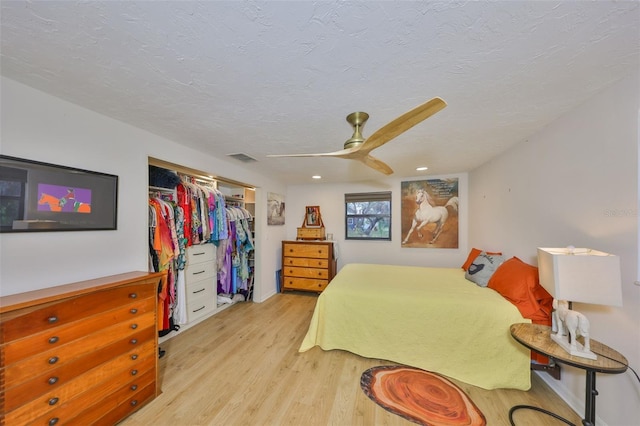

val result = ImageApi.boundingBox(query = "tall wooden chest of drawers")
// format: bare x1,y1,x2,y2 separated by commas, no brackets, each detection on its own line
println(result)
0,271,163,426
282,240,336,293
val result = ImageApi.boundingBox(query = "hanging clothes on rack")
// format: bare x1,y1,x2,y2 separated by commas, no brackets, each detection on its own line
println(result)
149,193,181,334
172,204,188,325
176,183,193,247
218,206,254,298
212,187,229,242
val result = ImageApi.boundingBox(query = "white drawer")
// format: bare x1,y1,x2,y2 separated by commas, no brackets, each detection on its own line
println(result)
185,262,216,284
186,243,215,264
186,279,215,304
186,290,216,322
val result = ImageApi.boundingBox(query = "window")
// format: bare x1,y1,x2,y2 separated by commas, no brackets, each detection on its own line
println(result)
0,166,27,232
345,191,391,240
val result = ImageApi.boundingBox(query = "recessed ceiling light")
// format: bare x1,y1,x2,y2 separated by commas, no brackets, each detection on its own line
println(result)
416,166,428,171
312,175,322,179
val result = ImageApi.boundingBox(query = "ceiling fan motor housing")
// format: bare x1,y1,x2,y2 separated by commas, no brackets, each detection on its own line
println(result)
344,111,369,149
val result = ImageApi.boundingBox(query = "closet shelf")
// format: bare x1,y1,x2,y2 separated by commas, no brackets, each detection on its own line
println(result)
149,185,176,193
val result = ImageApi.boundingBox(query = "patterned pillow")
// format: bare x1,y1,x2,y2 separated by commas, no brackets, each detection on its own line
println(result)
461,247,503,271
465,251,505,287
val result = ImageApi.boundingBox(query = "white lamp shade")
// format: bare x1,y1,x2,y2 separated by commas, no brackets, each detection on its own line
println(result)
537,247,623,306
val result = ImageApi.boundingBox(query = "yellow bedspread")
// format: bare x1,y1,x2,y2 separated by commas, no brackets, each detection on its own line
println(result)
299,263,531,390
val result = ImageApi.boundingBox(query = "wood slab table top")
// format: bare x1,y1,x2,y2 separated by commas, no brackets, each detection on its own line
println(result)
510,323,627,374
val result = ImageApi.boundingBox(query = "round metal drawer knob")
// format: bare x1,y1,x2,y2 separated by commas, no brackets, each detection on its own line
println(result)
48,356,59,365
48,316,58,324
130,339,138,345
130,400,138,407
48,377,59,385
48,418,59,426
131,324,138,329
130,308,138,314
48,336,59,344
129,293,137,299
130,384,138,391
49,397,59,406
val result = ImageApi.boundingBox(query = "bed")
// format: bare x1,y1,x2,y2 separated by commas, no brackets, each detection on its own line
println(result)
299,258,553,391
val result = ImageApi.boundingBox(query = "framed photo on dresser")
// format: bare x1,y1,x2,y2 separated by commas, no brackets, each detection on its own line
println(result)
305,205,322,227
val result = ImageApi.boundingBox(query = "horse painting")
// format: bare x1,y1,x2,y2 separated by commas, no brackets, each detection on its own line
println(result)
38,193,64,212
38,192,91,213
402,189,458,245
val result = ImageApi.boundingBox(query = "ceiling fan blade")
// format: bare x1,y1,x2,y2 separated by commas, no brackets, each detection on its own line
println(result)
360,97,447,153
267,147,359,159
267,147,391,174
358,154,394,175
266,97,445,176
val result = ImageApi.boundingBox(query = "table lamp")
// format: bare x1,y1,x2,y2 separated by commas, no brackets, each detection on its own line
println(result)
537,247,622,360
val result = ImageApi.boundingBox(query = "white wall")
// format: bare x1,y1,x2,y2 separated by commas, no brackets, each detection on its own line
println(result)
0,76,288,302
285,173,468,271
469,74,640,425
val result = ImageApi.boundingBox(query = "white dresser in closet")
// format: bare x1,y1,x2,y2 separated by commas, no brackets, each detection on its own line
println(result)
184,243,217,323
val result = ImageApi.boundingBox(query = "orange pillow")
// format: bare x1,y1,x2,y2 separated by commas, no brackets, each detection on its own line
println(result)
487,257,547,319
461,248,502,271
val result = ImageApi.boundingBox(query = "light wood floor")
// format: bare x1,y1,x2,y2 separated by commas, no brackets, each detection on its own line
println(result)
121,292,582,426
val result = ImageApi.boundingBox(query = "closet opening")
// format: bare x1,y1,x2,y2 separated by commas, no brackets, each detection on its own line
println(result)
148,157,255,342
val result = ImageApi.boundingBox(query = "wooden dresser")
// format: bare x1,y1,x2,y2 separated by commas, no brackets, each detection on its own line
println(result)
282,240,336,293
0,271,163,426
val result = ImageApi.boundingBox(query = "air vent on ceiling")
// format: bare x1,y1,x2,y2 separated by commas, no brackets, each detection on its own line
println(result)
227,153,258,163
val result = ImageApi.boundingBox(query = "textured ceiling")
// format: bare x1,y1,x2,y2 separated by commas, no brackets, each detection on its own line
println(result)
1,1,639,184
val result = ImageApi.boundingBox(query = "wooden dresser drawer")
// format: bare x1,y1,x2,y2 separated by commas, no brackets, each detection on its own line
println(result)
4,311,155,387
3,328,155,412
4,340,156,425
283,243,329,259
282,277,329,292
71,374,156,426
32,366,156,426
2,296,154,364
1,282,156,343
283,257,329,268
283,266,329,279
186,243,215,264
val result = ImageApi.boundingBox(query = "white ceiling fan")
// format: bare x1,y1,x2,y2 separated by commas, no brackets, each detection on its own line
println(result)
267,97,447,175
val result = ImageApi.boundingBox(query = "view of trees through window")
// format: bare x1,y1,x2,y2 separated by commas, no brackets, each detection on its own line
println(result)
345,192,391,240
0,174,26,230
